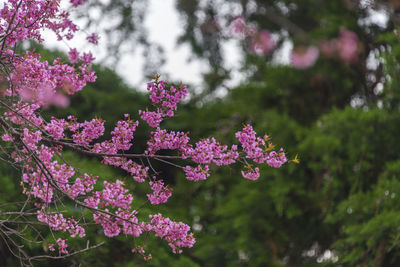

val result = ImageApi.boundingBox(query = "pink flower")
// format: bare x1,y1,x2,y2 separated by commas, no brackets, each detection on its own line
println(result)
70,0,87,7
81,52,95,65
184,165,210,182
146,179,173,204
229,16,256,38
319,30,359,64
86,33,100,45
56,238,68,254
139,110,163,127
337,30,358,64
290,46,319,69
147,214,196,253
1,133,13,142
241,167,260,180
68,48,79,64
249,30,275,56
266,149,287,168
20,84,69,108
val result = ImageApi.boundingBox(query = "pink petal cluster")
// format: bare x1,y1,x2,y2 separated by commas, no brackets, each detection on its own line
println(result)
267,148,288,168
241,167,260,180
148,214,196,254
320,30,359,64
86,33,99,45
69,118,105,147
68,48,80,64
70,0,87,7
147,178,173,204
10,52,95,107
146,127,190,155
89,116,148,182
69,174,98,197
110,115,139,150
189,138,239,165
0,0,79,45
138,111,163,127
249,30,276,56
337,30,359,63
5,103,43,127
229,16,275,56
56,238,68,254
184,165,210,182
45,118,68,140
229,16,257,38
86,180,133,210
37,210,85,238
235,124,287,167
290,46,319,69
139,80,188,127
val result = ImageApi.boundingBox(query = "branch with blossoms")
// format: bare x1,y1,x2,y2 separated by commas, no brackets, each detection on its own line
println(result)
0,0,291,265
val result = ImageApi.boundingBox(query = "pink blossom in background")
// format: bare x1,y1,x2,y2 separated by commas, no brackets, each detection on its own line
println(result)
290,46,319,69
50,91,70,107
20,84,69,108
319,30,359,64
337,30,358,64
229,16,256,38
230,16,246,36
249,30,275,56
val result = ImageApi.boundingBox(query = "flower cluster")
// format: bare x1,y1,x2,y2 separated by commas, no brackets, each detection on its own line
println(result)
139,79,188,127
241,167,260,180
56,238,69,254
87,32,100,45
10,51,96,107
37,210,85,238
147,178,173,204
148,214,196,254
184,165,210,182
235,124,287,178
0,0,78,45
146,127,190,155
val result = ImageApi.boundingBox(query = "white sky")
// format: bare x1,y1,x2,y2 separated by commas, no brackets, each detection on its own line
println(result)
117,0,209,89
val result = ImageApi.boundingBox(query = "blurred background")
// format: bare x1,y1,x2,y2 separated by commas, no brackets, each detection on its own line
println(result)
3,0,400,266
